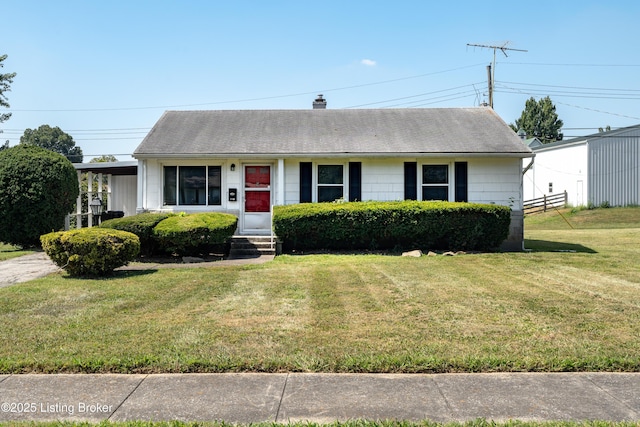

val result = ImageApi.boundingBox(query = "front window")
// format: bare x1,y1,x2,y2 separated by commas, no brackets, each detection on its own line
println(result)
317,165,344,202
422,164,449,201
163,165,222,206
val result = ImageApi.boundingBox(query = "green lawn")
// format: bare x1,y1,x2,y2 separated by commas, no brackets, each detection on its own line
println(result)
0,242,35,261
0,208,639,374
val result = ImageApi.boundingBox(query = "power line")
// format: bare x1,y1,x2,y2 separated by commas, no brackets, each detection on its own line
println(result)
496,81,640,121
344,83,483,108
499,62,640,67
9,63,487,113
498,81,640,93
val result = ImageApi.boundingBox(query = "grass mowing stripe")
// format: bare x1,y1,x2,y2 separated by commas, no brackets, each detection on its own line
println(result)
1,210,640,373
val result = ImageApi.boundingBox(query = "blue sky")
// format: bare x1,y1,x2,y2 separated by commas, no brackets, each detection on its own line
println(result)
3,0,640,160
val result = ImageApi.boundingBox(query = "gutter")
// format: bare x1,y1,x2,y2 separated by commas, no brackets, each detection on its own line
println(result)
133,152,535,160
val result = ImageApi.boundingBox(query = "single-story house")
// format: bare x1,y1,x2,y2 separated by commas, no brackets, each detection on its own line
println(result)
523,124,640,207
133,101,533,250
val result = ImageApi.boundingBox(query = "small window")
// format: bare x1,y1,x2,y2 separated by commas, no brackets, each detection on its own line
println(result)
300,162,313,203
549,182,553,193
422,164,449,201
208,166,222,205
318,165,344,202
163,166,177,206
404,162,418,200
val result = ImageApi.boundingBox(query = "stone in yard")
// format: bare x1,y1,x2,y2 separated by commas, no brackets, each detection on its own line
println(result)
442,251,456,256
402,250,422,258
427,251,438,256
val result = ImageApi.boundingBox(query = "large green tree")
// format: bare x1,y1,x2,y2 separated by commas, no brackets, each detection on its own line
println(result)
510,96,564,144
0,145,79,247
0,54,15,125
1,54,17,147
20,124,83,163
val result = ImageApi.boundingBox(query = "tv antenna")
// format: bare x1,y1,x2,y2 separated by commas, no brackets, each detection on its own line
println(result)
467,42,527,108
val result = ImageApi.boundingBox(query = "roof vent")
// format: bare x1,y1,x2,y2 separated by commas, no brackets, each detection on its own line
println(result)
312,94,327,109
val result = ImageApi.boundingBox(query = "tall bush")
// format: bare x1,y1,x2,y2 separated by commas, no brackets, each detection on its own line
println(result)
0,145,78,246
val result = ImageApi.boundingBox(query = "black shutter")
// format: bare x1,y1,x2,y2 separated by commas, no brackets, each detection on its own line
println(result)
348,162,362,202
455,161,468,202
300,162,312,203
404,162,417,200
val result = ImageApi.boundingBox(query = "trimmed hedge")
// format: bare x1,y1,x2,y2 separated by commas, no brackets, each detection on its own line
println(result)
40,228,140,277
152,212,238,256
100,212,175,255
273,200,511,252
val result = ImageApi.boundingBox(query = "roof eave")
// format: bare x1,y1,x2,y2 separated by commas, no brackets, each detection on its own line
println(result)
134,152,534,159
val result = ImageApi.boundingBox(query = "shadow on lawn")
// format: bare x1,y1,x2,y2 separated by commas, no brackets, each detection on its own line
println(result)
524,239,597,254
61,269,157,281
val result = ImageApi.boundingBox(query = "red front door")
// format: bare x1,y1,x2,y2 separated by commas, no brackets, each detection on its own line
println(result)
243,165,272,233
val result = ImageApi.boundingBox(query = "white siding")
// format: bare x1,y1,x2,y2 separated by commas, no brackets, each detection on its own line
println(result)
142,157,523,209
110,175,137,217
523,142,588,206
361,159,405,201
141,158,242,214
467,158,523,208
282,157,522,206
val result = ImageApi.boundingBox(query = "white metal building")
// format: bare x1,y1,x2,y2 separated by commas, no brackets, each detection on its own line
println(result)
523,124,640,207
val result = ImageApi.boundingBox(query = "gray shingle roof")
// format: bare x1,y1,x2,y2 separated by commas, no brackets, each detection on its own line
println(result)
134,107,533,158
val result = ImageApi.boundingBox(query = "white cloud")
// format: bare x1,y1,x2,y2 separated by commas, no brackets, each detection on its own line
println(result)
361,59,377,67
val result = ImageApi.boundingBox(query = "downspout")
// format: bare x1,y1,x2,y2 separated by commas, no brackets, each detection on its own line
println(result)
522,156,535,175
520,156,535,251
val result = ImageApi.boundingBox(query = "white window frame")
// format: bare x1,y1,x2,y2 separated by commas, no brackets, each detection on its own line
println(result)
316,163,346,202
421,162,452,201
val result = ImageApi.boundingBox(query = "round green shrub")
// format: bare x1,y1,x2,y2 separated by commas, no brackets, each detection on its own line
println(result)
0,145,79,247
100,212,175,255
152,212,238,256
41,228,140,277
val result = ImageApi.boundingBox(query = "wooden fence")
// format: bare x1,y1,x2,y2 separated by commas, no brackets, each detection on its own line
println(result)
523,191,568,215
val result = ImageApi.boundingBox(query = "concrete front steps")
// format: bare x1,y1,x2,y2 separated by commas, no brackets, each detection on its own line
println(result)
229,235,278,258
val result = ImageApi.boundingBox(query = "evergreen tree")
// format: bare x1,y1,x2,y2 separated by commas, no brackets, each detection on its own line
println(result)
511,96,564,144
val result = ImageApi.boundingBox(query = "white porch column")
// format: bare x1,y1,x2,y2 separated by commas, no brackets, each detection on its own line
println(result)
136,160,145,213
87,171,94,227
76,170,82,229
277,158,285,205
106,174,113,211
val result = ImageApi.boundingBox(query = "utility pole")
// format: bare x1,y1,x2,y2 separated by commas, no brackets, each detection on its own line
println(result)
467,42,527,108
487,64,492,109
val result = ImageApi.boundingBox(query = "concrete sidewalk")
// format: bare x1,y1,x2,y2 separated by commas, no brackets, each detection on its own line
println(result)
0,252,275,288
0,373,638,423
0,252,61,288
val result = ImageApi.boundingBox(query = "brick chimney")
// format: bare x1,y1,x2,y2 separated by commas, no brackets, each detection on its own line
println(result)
312,94,327,109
